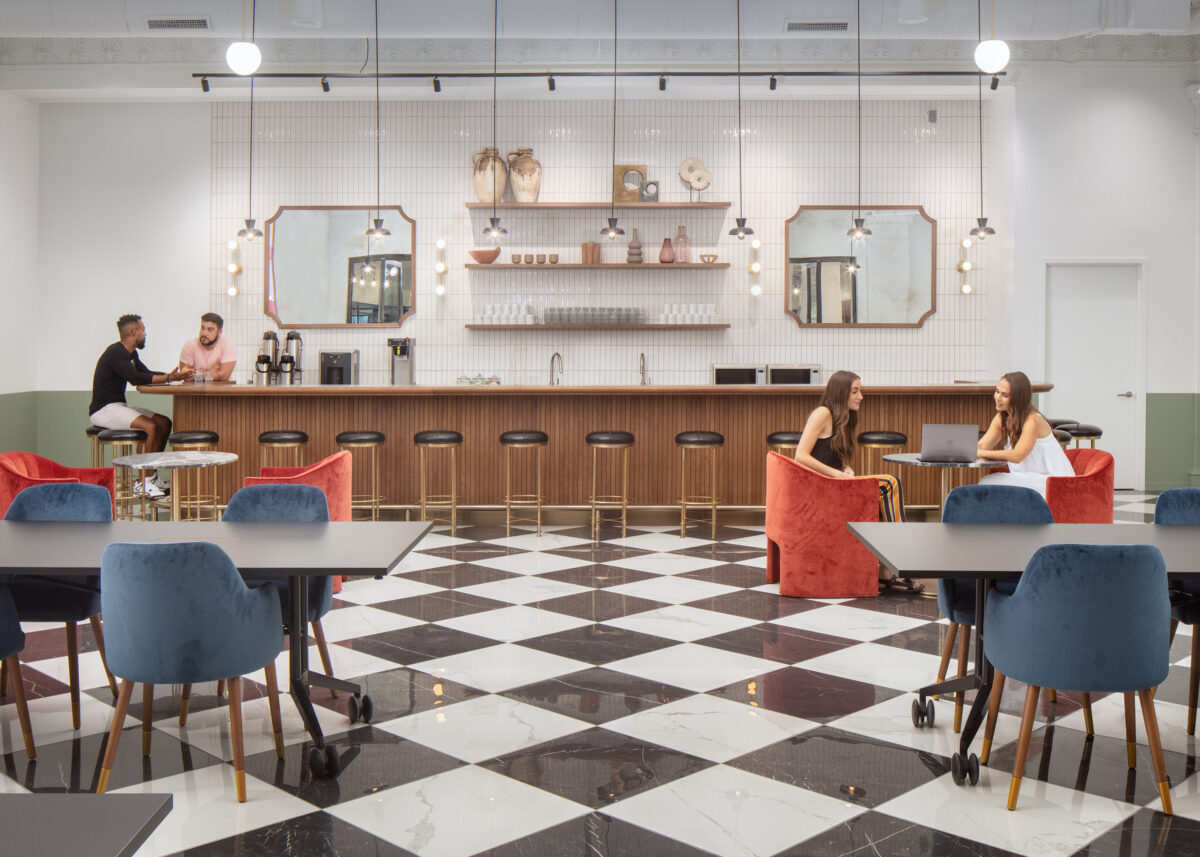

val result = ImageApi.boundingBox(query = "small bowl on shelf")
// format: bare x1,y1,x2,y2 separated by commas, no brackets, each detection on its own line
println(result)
468,248,501,264
699,254,718,264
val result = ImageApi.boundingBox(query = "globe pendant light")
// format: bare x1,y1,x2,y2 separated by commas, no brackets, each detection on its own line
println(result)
845,0,871,241
483,0,507,240
969,0,996,241
235,75,263,241
727,0,753,240
365,0,390,239
974,0,1009,74
601,0,624,239
226,0,262,75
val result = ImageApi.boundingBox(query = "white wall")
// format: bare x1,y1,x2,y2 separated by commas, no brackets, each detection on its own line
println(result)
36,102,210,391
0,92,38,395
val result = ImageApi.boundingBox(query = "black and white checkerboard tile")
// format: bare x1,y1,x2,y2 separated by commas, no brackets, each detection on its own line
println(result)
2,492,1194,857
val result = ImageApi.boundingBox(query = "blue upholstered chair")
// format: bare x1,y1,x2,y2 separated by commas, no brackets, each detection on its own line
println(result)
96,542,285,802
1156,488,1200,733
3,483,119,729
936,485,1054,737
0,585,36,759
984,544,1172,813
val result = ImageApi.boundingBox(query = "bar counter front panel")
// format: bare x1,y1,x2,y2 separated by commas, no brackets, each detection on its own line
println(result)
140,384,1044,509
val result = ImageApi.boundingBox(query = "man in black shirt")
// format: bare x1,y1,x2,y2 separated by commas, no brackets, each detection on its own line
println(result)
89,314,193,497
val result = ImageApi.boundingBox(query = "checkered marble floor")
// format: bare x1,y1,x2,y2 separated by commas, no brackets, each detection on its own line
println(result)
2,492,1195,857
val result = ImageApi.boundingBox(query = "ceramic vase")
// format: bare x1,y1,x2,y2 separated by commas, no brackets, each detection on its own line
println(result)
627,228,643,263
674,225,691,263
471,147,508,203
506,148,542,203
659,237,675,264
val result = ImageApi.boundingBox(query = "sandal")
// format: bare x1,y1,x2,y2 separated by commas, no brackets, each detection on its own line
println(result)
878,576,926,594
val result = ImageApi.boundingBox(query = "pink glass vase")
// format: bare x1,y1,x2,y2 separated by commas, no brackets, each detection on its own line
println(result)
674,226,691,263
659,238,675,263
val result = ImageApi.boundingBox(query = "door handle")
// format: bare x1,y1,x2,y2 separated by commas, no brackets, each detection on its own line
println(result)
1117,391,1133,398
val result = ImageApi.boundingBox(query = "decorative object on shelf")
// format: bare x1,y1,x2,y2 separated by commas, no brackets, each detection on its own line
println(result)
524,253,534,264
479,303,534,325
581,241,600,264
506,148,542,203
678,157,711,196
627,228,643,263
511,253,521,264
548,254,559,263
727,0,754,240
468,248,501,264
364,0,390,240
699,254,718,264
674,226,692,263
481,0,507,239
601,3,627,239
640,180,659,202
968,0,997,244
659,238,675,264
613,165,647,204
844,0,870,247
535,254,546,264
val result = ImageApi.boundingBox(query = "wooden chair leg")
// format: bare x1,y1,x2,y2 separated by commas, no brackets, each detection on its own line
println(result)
1121,691,1140,769
934,622,958,700
1048,688,1057,703
311,620,337,699
981,670,1006,765
66,622,81,730
227,676,246,802
1169,618,1179,645
954,624,969,733
0,657,8,696
1189,634,1200,735
1007,684,1041,811
5,655,35,760
1137,687,1173,815
263,661,284,759
89,615,119,698
142,684,154,756
216,679,225,698
97,679,134,793
179,683,191,726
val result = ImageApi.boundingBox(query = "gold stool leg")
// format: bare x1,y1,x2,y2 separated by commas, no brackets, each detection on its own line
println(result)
621,446,629,538
535,445,543,537
505,445,512,538
710,447,718,539
450,445,458,536
419,445,428,522
679,446,687,537
372,444,381,521
590,445,599,540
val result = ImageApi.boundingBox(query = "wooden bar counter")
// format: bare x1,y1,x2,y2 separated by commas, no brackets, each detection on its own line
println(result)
139,383,1051,510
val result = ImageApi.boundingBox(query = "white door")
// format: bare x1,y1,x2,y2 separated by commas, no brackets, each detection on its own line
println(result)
1044,264,1142,490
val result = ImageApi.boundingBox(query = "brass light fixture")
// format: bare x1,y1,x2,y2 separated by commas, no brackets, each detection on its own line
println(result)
365,0,390,239
845,0,870,241
483,0,507,240
728,0,753,240
601,0,625,239
969,0,996,241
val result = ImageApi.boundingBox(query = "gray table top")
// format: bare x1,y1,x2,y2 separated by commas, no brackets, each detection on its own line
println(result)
112,451,238,470
883,452,994,469
0,520,433,578
1,793,171,857
849,522,1200,580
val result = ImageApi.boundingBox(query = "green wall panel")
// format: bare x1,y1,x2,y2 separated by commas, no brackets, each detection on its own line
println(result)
0,392,37,453
1145,393,1199,492
0,391,174,467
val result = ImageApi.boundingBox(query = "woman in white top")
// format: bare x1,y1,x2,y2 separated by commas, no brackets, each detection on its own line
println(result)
977,371,1074,497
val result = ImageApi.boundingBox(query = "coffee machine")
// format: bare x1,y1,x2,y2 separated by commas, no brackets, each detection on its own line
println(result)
320,350,359,385
255,330,280,385
281,331,303,383
388,337,414,386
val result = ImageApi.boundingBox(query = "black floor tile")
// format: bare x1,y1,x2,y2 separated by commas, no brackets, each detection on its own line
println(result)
472,813,718,857
876,622,956,657
782,810,1024,857
710,665,902,721
531,591,667,623
542,545,653,564
684,589,822,622
538,564,657,589
419,544,515,562
350,624,497,665
846,591,944,621
676,564,768,588
673,542,767,563
1071,808,1200,857
165,811,418,857
316,667,487,721
518,624,675,665
699,623,857,664
395,564,517,589
503,667,695,725
373,591,508,621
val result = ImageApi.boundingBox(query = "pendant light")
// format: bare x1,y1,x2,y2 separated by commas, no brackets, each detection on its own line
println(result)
845,0,871,242
727,0,753,240
970,0,996,240
235,76,263,240
601,0,624,239
483,0,507,240
974,0,1009,74
365,0,390,239
226,0,262,76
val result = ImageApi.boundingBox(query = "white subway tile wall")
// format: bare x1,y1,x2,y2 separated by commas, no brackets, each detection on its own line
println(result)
211,98,988,387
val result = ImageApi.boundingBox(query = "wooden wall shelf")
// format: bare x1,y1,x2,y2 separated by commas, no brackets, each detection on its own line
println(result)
465,323,730,330
465,263,729,270
465,201,730,210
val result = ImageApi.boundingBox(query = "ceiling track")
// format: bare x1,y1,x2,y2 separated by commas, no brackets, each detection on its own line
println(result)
192,69,1006,83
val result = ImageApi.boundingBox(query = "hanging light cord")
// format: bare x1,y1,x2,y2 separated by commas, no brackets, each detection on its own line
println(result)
492,0,499,223
374,0,382,221
855,0,862,219
735,0,744,221
246,0,256,221
977,0,985,219
609,0,618,218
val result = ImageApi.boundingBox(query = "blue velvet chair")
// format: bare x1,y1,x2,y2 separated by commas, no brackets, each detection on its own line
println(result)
1156,488,1200,732
3,483,119,729
936,485,1054,738
0,585,36,759
984,543,1172,813
96,542,285,802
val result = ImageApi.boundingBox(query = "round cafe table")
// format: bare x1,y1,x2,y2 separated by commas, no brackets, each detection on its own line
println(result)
883,452,995,512
113,451,238,522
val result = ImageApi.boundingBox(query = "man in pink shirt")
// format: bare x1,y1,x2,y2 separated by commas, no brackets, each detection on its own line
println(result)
179,313,237,381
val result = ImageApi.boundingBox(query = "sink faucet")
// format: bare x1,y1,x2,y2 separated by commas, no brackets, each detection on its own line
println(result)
639,352,647,386
549,352,563,386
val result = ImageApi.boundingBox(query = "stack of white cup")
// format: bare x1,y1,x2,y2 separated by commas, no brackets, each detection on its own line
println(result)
658,303,719,324
479,303,535,325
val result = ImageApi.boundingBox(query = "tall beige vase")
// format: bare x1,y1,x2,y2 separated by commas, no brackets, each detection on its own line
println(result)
472,147,508,203
506,148,542,203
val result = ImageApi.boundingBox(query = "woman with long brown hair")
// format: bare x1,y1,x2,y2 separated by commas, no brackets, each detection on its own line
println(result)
978,370,1073,495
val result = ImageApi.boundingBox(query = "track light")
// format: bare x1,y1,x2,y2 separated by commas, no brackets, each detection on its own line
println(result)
658,75,666,91
320,76,330,92
200,76,210,92
547,75,555,91
432,76,441,93
769,75,777,91
990,75,999,91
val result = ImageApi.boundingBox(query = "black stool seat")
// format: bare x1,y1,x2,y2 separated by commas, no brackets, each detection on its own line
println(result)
501,430,548,445
337,430,385,445
767,431,802,446
170,430,219,445
86,425,103,437
1068,423,1102,438
98,429,147,442
1049,419,1079,430
675,431,724,447
415,430,463,445
1053,428,1073,445
587,431,634,446
259,430,308,444
858,430,907,447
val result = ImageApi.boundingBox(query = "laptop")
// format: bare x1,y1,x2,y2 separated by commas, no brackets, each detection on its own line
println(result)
919,424,981,463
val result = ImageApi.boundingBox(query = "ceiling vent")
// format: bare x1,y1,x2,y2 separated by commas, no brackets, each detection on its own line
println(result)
785,20,850,33
146,17,211,31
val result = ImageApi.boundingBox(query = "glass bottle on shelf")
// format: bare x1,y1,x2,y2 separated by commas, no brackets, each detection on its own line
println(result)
659,237,675,264
674,226,691,263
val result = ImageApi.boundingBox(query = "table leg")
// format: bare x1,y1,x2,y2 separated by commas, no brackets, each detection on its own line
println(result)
958,578,994,756
940,468,951,511
287,575,325,750
170,484,181,523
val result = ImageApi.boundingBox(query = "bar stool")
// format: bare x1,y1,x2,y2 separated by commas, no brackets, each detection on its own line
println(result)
98,428,147,521
337,431,386,521
676,431,723,538
1053,428,1073,449
1048,418,1079,431
414,430,462,535
766,431,802,457
168,430,220,521
586,431,634,539
1067,423,1102,449
857,430,907,476
85,425,103,468
258,430,308,471
500,430,549,537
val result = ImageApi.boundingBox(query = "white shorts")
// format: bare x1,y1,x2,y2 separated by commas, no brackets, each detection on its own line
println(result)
89,403,156,430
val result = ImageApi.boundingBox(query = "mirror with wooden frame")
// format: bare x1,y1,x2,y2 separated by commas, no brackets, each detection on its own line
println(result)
265,206,416,328
784,205,936,327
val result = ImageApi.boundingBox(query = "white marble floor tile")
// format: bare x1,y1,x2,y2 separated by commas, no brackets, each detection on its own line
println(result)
830,693,1029,757
876,768,1140,857
313,605,424,642
0,773,28,793
481,533,594,551
26,649,115,692
602,533,715,552
624,525,685,533
770,603,928,642
605,694,819,762
472,551,594,576
606,643,784,693
723,534,767,549
455,575,592,605
603,552,728,576
434,605,592,643
1051,692,1194,755
335,574,445,604
605,576,741,604
376,693,591,763
18,621,61,633
801,643,946,693
736,556,769,570
387,551,463,574
411,643,591,693
603,605,761,643
328,765,588,857
118,765,314,857
605,765,863,857
414,533,476,550
0,692,129,751
1149,769,1200,819
1113,502,1159,514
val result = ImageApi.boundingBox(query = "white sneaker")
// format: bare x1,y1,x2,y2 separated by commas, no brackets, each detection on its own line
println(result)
134,478,165,499
152,475,171,493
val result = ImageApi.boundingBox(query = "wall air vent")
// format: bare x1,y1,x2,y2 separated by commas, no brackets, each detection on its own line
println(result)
785,21,849,33
146,17,211,31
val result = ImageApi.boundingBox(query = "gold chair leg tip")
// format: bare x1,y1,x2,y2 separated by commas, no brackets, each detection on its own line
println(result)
980,738,992,766
1127,743,1138,769
97,769,110,794
1158,782,1173,814
1006,778,1022,811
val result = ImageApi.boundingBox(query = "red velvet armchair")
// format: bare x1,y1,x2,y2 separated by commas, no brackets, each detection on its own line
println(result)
243,451,352,522
1045,448,1114,523
765,451,880,598
0,451,115,518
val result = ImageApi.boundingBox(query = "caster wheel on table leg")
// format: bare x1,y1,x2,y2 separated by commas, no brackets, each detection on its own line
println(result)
911,698,935,728
951,752,967,786
323,744,340,775
967,753,980,785
360,694,374,723
308,746,327,778
347,694,360,724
